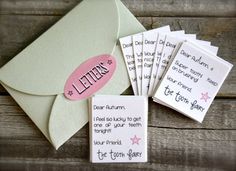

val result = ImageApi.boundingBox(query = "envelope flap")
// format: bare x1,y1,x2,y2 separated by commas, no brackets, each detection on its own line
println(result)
0,0,119,95
49,94,88,149
47,0,146,149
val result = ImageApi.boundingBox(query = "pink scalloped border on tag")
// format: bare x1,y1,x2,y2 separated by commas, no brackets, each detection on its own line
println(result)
64,54,116,100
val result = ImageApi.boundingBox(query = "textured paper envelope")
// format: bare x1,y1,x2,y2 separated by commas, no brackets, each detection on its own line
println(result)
0,0,145,149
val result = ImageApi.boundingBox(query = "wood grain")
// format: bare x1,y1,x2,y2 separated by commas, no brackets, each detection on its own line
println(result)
0,0,236,170
0,158,234,171
1,0,236,17
0,96,235,171
0,128,235,171
0,15,235,96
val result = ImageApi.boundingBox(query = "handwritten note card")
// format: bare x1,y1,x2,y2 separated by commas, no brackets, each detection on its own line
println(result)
119,36,138,95
90,95,148,163
142,26,171,96
149,31,185,95
132,34,143,95
153,41,233,122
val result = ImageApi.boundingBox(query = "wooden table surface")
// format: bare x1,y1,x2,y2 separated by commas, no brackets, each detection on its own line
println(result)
0,0,236,170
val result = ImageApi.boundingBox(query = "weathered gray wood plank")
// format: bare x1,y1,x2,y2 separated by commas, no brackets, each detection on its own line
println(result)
0,127,235,171
0,0,236,17
0,16,235,96
0,86,5,94
0,157,232,171
1,95,234,170
149,99,236,129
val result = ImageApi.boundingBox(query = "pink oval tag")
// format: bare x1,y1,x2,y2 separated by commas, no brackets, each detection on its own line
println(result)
64,54,116,100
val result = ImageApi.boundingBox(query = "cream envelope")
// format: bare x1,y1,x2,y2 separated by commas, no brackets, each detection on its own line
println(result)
0,0,145,149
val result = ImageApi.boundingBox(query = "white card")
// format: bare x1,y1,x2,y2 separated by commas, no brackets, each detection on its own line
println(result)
185,34,197,39
156,35,186,83
142,26,171,96
133,26,172,95
152,34,218,93
148,31,186,95
119,36,138,95
90,95,148,163
132,33,143,95
192,40,218,54
153,41,233,122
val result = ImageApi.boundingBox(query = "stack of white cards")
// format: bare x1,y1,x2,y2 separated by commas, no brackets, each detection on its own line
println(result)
119,25,233,122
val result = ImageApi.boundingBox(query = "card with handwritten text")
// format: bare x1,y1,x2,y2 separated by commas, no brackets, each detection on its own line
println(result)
142,26,171,96
119,36,139,95
153,41,233,122
148,30,185,95
89,95,148,163
119,25,232,123
132,34,143,95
